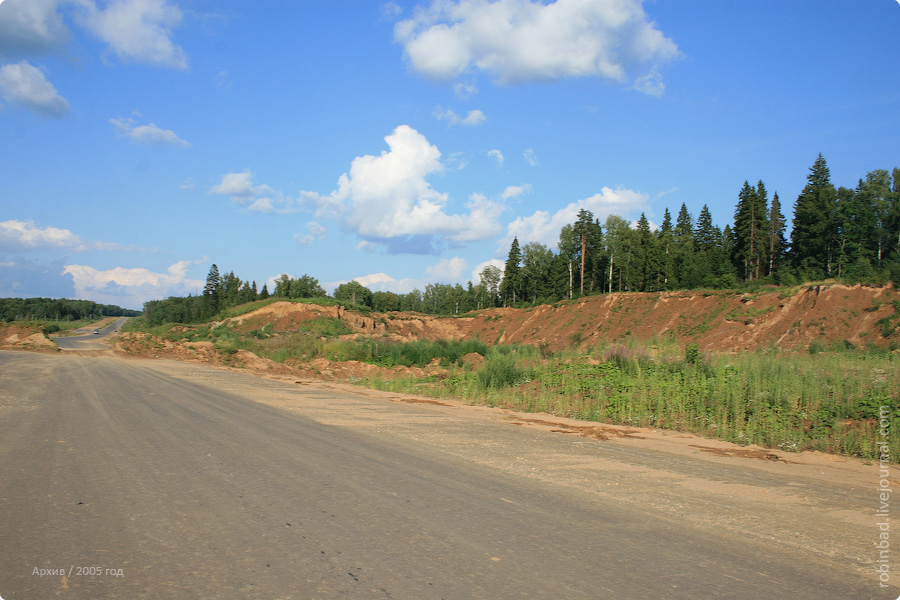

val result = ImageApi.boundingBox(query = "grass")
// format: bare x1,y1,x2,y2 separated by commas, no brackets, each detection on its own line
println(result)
125,316,900,462
364,338,900,462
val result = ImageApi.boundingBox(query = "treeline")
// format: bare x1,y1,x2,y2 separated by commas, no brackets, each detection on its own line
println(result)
0,298,141,322
493,155,899,305
142,155,899,323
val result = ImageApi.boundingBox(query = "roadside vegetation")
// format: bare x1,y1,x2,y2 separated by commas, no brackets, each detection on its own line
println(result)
126,314,899,462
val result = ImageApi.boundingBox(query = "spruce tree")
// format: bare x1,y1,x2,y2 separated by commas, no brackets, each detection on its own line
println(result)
500,237,523,305
791,154,838,277
767,192,787,277
202,264,221,318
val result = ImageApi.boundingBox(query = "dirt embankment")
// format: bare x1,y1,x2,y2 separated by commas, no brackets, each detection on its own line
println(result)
108,283,900,383
457,283,900,353
0,324,58,352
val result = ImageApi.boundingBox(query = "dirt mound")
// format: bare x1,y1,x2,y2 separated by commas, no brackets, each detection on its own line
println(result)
413,283,899,353
221,301,388,334
0,324,58,352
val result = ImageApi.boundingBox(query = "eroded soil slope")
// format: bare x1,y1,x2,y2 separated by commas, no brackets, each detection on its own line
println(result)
220,283,900,353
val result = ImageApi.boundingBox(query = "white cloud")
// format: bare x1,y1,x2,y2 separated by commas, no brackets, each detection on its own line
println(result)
433,105,486,126
294,221,327,245
301,125,503,254
501,184,531,199
426,256,467,281
76,0,188,69
0,0,71,59
523,148,538,166
64,259,205,309
209,171,298,214
454,81,478,99
0,219,128,252
487,149,504,164
394,0,680,91
0,61,69,117
111,116,190,147
500,185,649,250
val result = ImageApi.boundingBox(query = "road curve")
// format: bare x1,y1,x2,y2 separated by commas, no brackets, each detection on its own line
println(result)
0,350,888,599
54,317,129,351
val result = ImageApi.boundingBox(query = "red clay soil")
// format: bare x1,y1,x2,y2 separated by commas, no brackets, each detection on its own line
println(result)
109,283,899,381
210,283,900,354
360,282,899,353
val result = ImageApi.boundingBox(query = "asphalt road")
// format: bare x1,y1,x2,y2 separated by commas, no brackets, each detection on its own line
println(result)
54,317,129,350
0,349,888,599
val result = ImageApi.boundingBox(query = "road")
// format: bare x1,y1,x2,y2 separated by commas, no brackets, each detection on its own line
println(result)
54,317,129,351
0,348,891,599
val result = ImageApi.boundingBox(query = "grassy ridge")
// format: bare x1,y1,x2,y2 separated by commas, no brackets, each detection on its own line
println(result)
128,316,899,462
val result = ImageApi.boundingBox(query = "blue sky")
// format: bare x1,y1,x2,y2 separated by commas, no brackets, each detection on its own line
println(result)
1,0,898,310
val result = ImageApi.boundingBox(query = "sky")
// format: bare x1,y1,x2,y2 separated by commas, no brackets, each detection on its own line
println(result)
1,0,898,310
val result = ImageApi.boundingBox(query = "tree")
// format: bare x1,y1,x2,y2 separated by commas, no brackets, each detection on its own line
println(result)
202,264,221,318
521,242,554,303
334,281,373,307
604,215,631,292
733,181,769,281
573,209,601,295
791,154,838,277
673,204,696,287
656,208,674,289
478,265,502,307
500,237,523,305
767,192,787,277
558,225,579,298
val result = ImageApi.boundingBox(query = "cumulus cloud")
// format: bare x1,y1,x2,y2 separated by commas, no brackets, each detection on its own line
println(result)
0,219,127,252
523,148,538,166
63,259,205,309
294,221,327,245
0,61,69,117
0,0,71,59
301,125,504,254
501,184,531,199
500,185,649,250
76,0,188,68
487,149,504,164
433,105,485,126
454,81,478,99
209,171,298,214
426,256,467,281
394,0,680,91
111,115,190,147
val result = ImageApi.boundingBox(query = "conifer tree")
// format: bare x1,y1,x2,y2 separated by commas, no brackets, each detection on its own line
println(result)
791,154,838,277
767,192,787,277
500,237,523,305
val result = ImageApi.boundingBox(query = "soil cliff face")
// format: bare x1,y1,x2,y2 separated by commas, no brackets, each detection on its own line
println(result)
454,283,900,352
221,283,899,353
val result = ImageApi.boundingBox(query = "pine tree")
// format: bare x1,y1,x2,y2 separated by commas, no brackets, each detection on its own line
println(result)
573,209,597,295
673,204,695,287
202,264,221,318
656,208,674,289
791,154,838,277
500,237,523,305
733,181,769,281
767,192,787,277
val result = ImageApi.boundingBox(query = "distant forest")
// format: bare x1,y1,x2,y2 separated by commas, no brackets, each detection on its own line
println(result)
142,154,899,326
0,298,142,322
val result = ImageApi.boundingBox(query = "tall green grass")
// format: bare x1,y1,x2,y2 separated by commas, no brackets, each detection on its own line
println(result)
127,318,899,461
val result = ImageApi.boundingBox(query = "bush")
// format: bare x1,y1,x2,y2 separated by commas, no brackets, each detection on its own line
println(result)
476,353,526,389
42,324,61,335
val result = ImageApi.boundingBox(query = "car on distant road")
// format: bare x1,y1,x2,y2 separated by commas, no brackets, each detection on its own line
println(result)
93,329,100,334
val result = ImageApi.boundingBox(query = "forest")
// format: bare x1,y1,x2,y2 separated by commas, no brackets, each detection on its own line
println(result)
0,297,141,322
141,155,900,326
